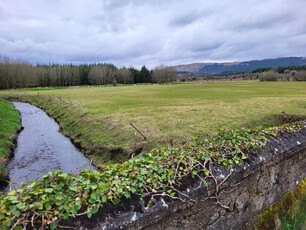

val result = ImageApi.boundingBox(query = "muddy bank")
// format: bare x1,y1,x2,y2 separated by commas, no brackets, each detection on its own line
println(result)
7,102,96,189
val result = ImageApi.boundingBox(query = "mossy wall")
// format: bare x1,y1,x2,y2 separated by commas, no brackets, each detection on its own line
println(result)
72,130,306,230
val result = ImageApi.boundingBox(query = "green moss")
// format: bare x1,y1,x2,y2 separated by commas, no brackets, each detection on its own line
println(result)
259,178,306,230
0,99,21,182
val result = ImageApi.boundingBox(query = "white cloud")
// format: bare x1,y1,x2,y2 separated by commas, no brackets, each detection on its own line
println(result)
0,0,305,67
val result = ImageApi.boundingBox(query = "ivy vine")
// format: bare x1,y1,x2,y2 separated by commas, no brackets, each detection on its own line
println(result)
0,121,305,229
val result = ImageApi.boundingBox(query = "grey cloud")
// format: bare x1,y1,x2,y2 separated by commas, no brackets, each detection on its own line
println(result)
170,12,203,27
0,0,305,67
191,42,224,53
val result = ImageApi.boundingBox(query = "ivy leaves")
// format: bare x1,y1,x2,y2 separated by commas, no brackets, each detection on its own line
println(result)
0,121,304,229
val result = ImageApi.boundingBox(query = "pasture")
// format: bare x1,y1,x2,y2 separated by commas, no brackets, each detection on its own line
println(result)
1,81,306,164
1,81,306,229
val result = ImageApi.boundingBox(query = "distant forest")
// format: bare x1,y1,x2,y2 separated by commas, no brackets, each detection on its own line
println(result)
252,65,306,73
0,59,176,90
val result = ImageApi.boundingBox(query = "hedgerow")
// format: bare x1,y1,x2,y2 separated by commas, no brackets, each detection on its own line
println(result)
0,121,305,229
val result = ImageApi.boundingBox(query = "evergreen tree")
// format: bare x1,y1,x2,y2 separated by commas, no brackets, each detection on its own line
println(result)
140,65,152,83
129,67,140,83
79,65,90,85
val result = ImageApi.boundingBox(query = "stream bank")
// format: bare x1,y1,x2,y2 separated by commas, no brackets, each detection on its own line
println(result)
7,102,96,189
0,99,21,189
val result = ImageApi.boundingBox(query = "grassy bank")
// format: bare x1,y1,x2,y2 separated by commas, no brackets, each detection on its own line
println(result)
0,99,21,183
1,81,306,165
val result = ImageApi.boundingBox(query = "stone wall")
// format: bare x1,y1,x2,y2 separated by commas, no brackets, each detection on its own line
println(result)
70,129,306,230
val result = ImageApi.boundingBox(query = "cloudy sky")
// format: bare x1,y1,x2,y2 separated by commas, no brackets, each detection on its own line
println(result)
0,0,305,67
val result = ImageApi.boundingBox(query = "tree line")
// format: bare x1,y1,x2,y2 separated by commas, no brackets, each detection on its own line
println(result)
252,65,306,74
258,70,306,81
0,60,176,90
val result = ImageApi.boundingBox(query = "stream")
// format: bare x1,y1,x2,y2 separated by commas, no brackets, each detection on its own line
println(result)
7,102,96,189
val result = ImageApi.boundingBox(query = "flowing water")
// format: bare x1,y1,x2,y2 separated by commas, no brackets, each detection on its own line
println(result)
7,102,96,189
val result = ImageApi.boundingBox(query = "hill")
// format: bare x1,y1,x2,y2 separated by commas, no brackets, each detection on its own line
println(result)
174,57,306,74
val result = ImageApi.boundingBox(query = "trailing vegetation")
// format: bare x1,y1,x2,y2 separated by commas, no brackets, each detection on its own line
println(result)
0,121,305,229
259,178,306,230
0,99,20,184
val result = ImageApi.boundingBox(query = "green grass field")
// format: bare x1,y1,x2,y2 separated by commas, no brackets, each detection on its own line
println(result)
0,99,20,182
1,81,306,229
1,81,306,164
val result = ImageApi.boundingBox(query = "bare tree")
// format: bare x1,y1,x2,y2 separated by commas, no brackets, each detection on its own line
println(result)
115,67,133,84
88,64,116,85
0,61,38,89
294,70,306,81
152,65,176,83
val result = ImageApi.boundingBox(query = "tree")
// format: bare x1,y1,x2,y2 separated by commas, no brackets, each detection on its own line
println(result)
88,64,117,85
129,67,140,84
259,70,278,81
139,65,151,83
152,65,176,83
115,67,133,84
294,71,306,81
79,65,90,85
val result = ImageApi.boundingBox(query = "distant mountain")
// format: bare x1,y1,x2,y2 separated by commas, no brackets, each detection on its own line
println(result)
174,57,306,75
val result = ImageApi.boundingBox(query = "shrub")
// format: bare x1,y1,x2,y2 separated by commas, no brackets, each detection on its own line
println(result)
259,71,278,81
293,71,306,81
